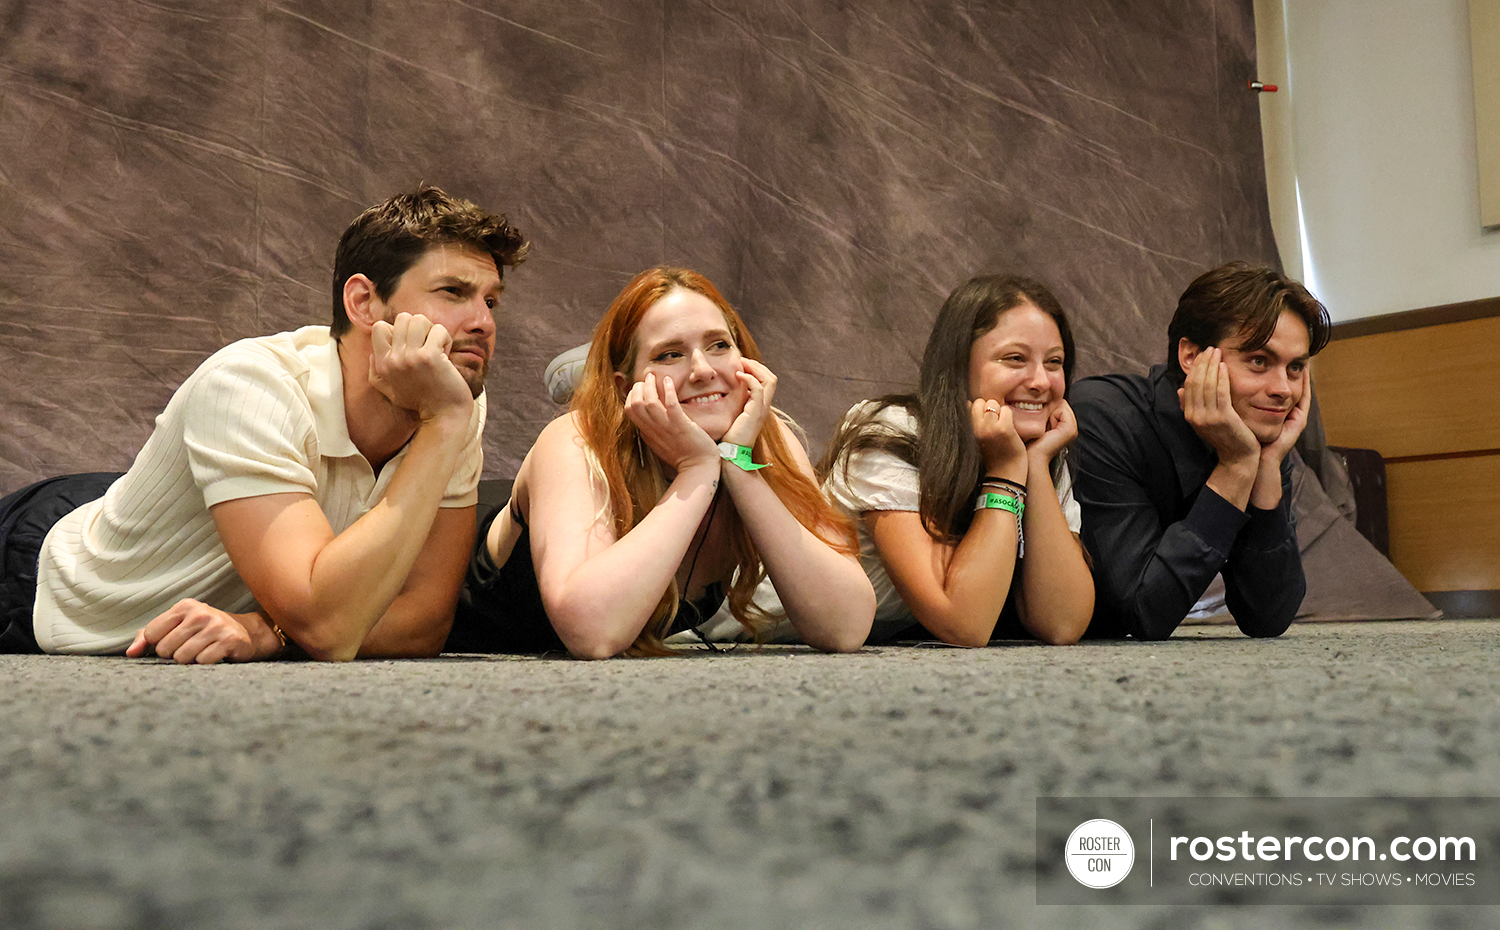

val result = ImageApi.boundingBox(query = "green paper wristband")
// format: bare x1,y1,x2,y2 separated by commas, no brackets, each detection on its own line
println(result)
718,441,769,471
975,491,1023,517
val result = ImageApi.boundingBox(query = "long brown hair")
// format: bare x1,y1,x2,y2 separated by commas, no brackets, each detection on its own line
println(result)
821,274,1075,544
570,267,858,655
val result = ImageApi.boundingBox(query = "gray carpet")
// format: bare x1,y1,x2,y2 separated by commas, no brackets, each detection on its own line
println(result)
2,620,1496,930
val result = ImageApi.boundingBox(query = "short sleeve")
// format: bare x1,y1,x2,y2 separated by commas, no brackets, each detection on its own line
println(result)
823,403,921,515
182,354,319,508
442,392,487,508
1055,458,1083,534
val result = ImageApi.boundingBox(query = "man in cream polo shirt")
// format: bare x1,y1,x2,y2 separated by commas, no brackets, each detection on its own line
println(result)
2,186,527,663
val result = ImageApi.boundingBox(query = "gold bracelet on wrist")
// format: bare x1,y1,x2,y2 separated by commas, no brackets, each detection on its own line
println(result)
270,622,289,655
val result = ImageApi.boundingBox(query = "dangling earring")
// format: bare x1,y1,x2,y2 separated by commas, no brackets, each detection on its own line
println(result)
637,433,646,466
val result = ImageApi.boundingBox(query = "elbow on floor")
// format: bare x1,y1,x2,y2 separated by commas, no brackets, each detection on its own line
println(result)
805,627,869,654
939,629,992,649
1033,626,1084,646
297,638,361,663
561,629,633,661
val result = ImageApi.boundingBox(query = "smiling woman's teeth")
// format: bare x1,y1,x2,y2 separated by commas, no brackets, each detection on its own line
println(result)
1010,402,1045,412
687,393,723,405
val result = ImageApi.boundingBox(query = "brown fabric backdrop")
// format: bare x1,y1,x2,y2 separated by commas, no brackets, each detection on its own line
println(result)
0,0,1276,489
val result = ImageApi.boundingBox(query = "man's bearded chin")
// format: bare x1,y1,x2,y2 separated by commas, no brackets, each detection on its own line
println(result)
460,359,488,398
452,344,489,398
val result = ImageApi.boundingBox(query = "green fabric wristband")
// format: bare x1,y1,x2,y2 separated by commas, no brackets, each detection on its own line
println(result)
717,441,769,471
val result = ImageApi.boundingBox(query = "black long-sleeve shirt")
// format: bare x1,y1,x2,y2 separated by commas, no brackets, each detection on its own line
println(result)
1069,365,1304,640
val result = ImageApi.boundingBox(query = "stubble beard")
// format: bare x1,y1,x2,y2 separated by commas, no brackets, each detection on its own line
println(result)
458,356,488,399
451,341,490,399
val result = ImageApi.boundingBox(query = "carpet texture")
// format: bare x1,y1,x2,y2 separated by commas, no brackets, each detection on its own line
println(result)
2,620,1495,929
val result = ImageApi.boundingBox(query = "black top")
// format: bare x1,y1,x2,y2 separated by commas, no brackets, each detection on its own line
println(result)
446,502,726,654
1069,365,1304,641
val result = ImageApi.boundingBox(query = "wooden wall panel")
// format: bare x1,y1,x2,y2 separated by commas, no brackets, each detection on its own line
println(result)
1386,454,1500,591
1316,315,1500,458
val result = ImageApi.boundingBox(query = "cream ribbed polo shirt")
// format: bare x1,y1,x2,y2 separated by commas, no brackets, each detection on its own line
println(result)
33,326,485,654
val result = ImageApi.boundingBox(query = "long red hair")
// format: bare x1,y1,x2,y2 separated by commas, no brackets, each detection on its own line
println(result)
570,267,858,655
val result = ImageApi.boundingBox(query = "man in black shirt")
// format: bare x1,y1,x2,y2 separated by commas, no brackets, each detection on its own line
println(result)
1070,262,1331,640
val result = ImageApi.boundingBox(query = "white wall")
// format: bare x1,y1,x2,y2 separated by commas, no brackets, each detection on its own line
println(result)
1259,0,1500,323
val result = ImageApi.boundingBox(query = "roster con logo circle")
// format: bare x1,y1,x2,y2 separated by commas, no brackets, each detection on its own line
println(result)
1065,819,1135,889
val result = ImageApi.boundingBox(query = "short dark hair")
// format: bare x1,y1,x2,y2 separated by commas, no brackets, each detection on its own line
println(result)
330,185,529,337
1166,261,1330,380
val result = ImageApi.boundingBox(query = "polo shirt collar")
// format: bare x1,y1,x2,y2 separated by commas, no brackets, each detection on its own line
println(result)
306,333,360,460
1148,364,1215,498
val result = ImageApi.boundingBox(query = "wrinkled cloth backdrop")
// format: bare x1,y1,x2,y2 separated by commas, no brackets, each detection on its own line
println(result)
0,0,1432,620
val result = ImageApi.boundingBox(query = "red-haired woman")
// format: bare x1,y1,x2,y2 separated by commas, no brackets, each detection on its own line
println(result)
446,268,875,658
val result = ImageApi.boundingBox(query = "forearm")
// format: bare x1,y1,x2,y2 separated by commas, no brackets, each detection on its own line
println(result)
356,588,459,659
1127,488,1249,640
921,511,1024,647
1248,451,1287,510
544,465,720,658
1017,462,1092,644
1223,478,1303,637
1204,457,1257,511
289,414,472,660
720,464,874,652
233,608,290,660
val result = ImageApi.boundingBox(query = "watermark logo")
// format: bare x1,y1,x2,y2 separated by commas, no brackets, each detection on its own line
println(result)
1038,798,1496,905
1065,818,1135,889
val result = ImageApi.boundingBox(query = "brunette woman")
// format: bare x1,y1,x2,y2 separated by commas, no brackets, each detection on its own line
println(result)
815,274,1094,646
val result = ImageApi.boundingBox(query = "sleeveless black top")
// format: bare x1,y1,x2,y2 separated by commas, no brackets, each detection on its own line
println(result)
445,502,726,654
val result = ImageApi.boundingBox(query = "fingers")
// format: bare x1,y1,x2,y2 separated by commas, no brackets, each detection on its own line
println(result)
125,629,150,658
660,374,681,413
1213,358,1234,415
421,317,453,355
659,375,707,433
969,397,990,431
130,599,249,665
1296,362,1314,413
371,319,394,356
624,373,668,425
732,369,766,433
739,357,777,409
1048,399,1079,441
152,611,204,662
969,398,1010,429
1181,348,1227,421
379,313,451,361
994,403,1016,436
971,398,1021,442
1194,350,1220,417
624,372,716,469
129,599,190,659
